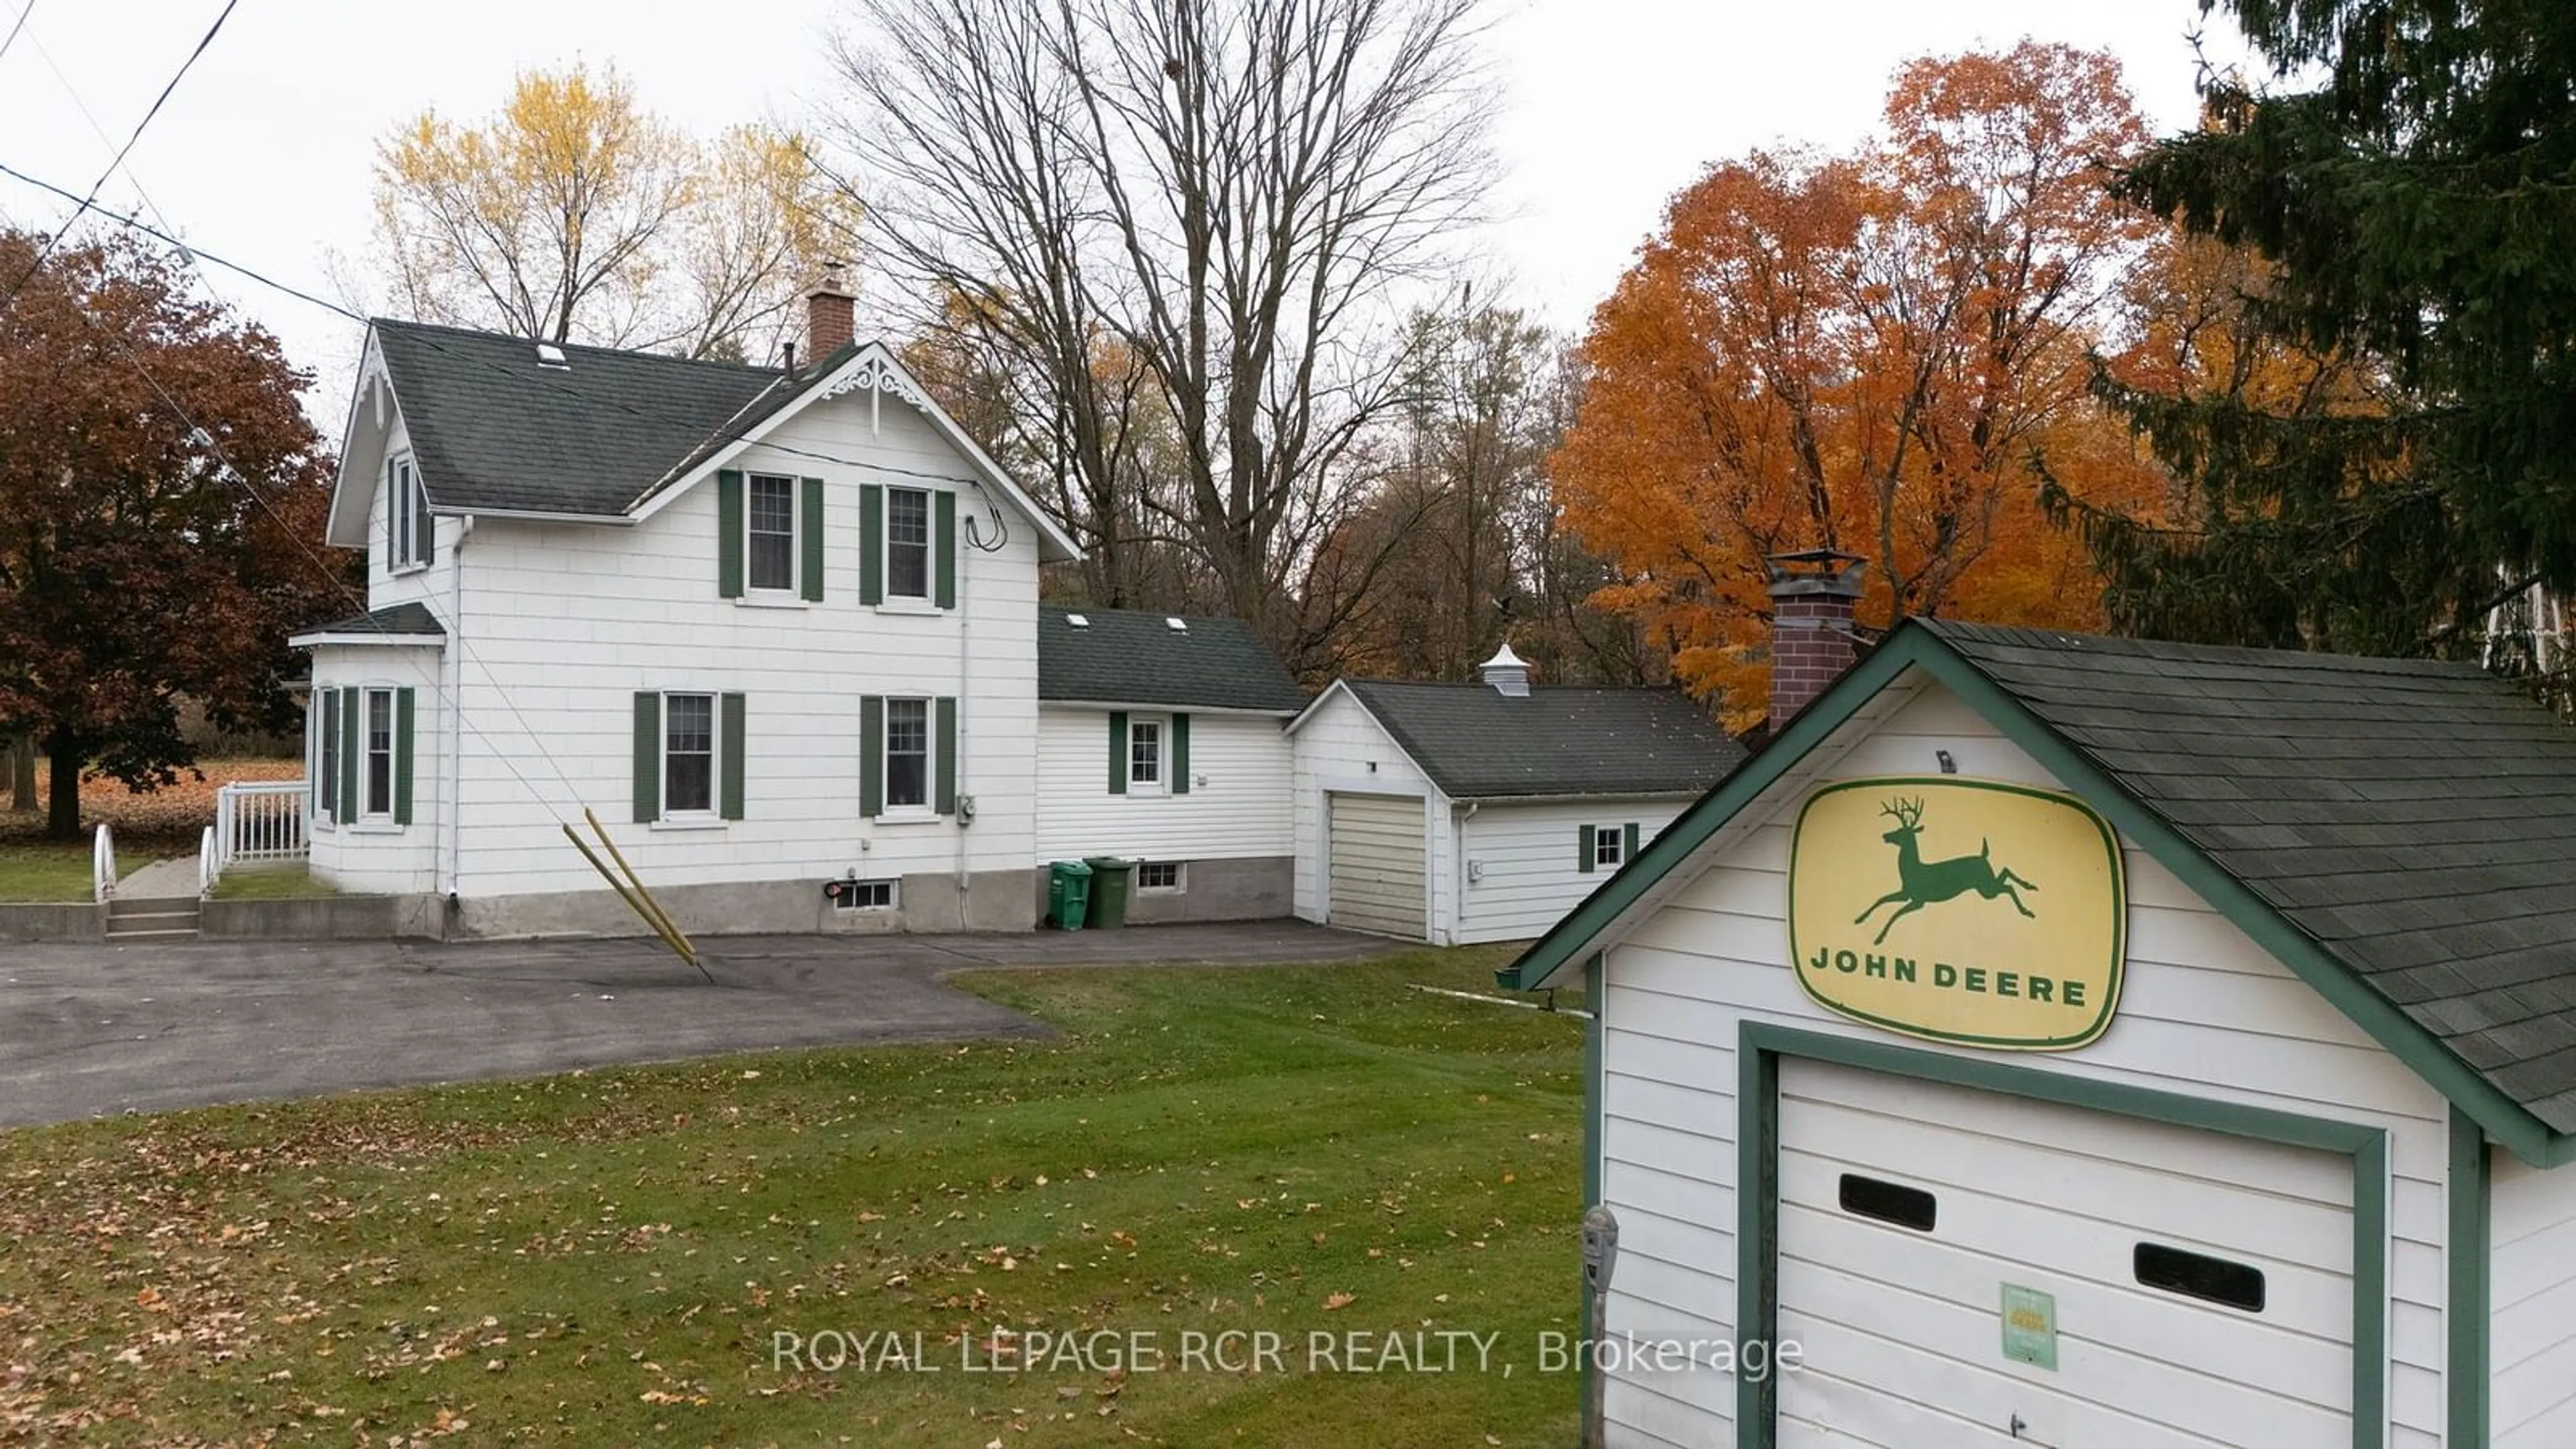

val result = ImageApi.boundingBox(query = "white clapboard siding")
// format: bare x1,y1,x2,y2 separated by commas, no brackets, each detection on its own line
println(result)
1326,791,1428,938
1291,688,1443,923
306,645,445,894
2491,1150,2576,1444
1456,799,1690,944
362,409,462,612
1592,680,2457,1449
1032,707,1291,863
440,388,1044,897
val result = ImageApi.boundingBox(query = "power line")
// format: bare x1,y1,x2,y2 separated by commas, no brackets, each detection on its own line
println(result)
0,0,239,315
0,1,33,69
0,157,1000,493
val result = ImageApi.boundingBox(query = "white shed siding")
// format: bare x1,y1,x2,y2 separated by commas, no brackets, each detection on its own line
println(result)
1032,707,1292,863
1454,799,1690,945
443,390,1042,898
1593,682,2455,1449
2491,1152,2576,1443
1290,689,1440,924
305,643,444,894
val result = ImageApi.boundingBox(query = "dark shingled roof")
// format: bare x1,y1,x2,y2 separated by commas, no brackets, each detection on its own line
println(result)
1038,606,1306,712
1342,680,1743,799
373,319,784,517
1925,619,2576,1132
297,602,444,638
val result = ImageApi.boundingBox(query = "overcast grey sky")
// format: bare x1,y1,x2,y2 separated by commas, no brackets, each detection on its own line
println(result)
0,0,2249,421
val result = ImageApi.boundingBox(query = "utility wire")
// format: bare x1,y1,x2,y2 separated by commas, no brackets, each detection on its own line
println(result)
0,1,33,68
0,0,239,315
0,157,1000,494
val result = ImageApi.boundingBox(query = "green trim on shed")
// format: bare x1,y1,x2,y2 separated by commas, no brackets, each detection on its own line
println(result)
1732,1022,2391,1449
1501,622,2576,1168
2449,1109,2491,1446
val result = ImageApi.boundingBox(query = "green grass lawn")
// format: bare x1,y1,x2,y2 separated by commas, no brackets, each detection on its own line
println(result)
0,841,101,902
0,947,1589,1446
209,863,336,900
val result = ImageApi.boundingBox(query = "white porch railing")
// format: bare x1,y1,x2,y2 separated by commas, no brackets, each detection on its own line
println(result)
213,781,308,885
92,823,116,903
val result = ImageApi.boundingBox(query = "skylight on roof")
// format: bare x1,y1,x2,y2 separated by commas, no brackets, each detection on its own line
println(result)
535,342,570,370
1066,613,1090,628
1166,616,1187,631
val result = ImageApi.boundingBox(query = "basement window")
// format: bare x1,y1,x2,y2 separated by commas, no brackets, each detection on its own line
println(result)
2135,1243,2265,1313
1138,861,1184,892
1838,1173,1937,1233
836,879,896,910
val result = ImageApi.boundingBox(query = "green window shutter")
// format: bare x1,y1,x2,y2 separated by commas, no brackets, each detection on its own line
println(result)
394,688,417,826
859,484,883,605
934,490,958,608
717,470,745,598
859,696,885,817
632,692,661,823
935,696,959,814
1171,712,1191,794
1577,824,1597,873
800,477,825,602
720,692,747,820
1623,822,1640,862
384,463,398,562
415,478,435,567
315,690,335,818
1108,711,1128,794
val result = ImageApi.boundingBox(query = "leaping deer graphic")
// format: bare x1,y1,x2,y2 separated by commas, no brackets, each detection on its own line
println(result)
1853,797,2039,945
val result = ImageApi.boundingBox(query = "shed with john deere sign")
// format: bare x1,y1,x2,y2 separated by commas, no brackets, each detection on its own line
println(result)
1501,619,2576,1449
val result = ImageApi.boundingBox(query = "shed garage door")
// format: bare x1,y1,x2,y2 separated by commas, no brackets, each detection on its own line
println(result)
1774,1059,2355,1448
1326,792,1426,938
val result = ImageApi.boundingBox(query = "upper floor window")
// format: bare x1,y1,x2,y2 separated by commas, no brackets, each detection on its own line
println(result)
887,487,932,599
387,454,430,570
747,474,798,593
1593,823,1625,869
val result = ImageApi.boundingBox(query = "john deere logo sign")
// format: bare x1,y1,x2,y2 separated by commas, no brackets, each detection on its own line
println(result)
1788,776,2126,1051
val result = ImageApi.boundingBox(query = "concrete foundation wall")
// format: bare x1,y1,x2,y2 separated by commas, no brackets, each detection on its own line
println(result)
201,894,442,941
0,902,105,943
1032,855,1291,926
449,869,1038,940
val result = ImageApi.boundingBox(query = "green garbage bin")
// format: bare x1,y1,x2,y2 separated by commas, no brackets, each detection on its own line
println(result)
1084,857,1137,929
1047,859,1093,930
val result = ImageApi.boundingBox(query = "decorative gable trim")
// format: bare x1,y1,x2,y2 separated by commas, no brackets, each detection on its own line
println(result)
626,341,1083,563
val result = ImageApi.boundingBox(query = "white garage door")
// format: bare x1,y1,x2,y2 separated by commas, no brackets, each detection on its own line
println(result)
1327,792,1426,938
1775,1059,2355,1448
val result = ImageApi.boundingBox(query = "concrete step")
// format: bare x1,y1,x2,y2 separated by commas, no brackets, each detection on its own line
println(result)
109,895,201,916
109,908,201,926
104,926,201,941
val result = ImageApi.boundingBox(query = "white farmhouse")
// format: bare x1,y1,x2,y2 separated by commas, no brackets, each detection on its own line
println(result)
276,282,1744,944
294,280,1081,936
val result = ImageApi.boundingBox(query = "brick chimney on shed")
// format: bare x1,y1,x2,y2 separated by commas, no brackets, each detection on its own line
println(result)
804,263,856,359
1764,548,1867,726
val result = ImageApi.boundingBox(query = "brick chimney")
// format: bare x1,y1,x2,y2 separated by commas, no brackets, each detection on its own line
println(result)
1479,640,1531,697
1764,548,1867,726
804,263,856,359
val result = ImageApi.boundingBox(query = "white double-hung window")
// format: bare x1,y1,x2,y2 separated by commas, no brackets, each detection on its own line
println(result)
387,454,430,570
663,692,717,817
746,474,797,593
885,486,933,600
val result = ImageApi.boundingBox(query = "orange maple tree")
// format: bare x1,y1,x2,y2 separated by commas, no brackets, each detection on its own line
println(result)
1552,43,2163,724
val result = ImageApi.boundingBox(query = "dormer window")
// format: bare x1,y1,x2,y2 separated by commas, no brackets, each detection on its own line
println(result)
387,453,430,570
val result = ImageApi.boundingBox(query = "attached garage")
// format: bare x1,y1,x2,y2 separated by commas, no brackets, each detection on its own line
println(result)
1503,619,2576,1448
1325,792,1427,937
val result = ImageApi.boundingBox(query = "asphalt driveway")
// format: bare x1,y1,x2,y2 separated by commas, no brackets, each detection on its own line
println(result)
0,921,1395,1128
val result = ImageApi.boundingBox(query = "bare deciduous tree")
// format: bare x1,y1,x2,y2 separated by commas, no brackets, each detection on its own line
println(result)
824,0,1495,644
